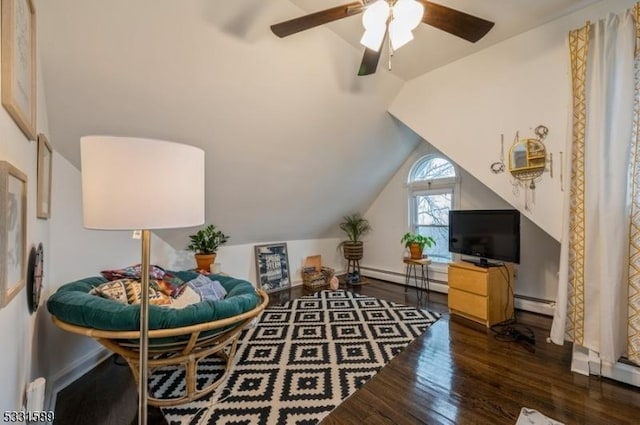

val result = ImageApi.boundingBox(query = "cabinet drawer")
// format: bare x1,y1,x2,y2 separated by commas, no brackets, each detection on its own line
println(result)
448,288,488,320
448,267,489,296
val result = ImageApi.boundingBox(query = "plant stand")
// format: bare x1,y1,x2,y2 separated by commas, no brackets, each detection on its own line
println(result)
346,259,363,285
403,258,431,304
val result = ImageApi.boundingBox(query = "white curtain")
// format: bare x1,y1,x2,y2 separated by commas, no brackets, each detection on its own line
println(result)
551,9,636,366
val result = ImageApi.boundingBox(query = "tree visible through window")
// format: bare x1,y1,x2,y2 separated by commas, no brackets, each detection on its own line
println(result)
408,155,457,261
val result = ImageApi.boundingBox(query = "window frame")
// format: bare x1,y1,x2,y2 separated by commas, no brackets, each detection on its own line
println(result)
407,154,459,263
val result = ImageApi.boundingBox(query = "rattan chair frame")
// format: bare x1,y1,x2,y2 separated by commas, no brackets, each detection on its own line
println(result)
51,288,269,406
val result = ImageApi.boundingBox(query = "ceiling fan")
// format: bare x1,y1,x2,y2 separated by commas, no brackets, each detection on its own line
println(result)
271,0,494,76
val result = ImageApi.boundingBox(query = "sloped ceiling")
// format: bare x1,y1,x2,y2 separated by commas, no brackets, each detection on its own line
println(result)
36,0,417,247
35,0,599,248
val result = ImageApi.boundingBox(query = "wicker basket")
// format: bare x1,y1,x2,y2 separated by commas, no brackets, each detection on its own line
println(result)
302,266,335,290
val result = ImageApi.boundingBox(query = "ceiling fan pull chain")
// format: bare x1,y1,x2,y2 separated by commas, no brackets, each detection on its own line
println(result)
388,34,393,71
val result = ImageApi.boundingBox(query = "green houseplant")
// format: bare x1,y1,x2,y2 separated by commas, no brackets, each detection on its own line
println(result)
401,232,436,260
187,224,229,270
339,214,372,261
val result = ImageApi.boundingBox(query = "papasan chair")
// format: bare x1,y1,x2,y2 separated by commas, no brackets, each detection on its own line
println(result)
47,272,269,406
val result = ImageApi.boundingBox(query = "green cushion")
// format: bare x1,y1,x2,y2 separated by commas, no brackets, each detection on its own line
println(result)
46,274,259,331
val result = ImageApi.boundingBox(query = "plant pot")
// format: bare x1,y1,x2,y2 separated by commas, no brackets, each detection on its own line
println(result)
195,253,216,271
409,243,423,260
342,241,363,260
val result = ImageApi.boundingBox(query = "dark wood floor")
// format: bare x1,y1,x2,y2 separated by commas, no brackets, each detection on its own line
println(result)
54,279,640,425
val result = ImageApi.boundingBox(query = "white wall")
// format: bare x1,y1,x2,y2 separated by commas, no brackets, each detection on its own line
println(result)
363,141,560,304
388,0,639,243
0,121,45,412
0,23,55,411
42,152,143,407
154,236,345,286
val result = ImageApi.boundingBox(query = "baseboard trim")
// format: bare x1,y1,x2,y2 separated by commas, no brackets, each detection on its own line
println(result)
360,267,450,295
574,346,640,387
360,266,555,316
602,360,640,387
46,346,111,417
513,296,556,317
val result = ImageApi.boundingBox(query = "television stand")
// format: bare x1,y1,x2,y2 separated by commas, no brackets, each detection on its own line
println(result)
448,261,514,327
462,258,500,268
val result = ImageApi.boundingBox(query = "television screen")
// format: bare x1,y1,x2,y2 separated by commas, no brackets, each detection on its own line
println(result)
448,209,520,266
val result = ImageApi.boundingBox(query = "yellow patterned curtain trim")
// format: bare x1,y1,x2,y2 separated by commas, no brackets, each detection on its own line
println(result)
627,1,640,366
636,3,640,56
567,23,590,345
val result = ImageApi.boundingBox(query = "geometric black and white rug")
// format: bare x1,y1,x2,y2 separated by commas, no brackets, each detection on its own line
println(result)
154,289,440,425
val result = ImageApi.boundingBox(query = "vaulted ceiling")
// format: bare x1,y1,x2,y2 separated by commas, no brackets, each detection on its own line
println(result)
35,0,599,248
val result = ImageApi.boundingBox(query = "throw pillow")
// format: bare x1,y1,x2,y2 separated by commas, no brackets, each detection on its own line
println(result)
186,275,227,302
169,286,201,309
152,274,186,298
90,279,172,306
100,264,167,281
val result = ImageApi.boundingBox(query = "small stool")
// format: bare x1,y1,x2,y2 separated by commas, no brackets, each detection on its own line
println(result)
403,258,431,303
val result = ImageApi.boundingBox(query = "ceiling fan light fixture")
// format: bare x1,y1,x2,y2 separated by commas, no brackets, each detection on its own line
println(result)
389,19,414,50
393,0,425,30
360,27,386,51
360,0,390,51
362,0,390,28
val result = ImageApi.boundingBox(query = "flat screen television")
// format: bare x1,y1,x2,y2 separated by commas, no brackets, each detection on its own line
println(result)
448,209,520,267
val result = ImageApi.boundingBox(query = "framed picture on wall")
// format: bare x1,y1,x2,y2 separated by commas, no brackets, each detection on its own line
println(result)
1,0,37,141
0,161,27,308
254,242,291,293
36,133,52,219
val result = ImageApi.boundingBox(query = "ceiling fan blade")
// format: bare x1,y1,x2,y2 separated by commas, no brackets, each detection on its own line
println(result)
419,1,494,43
271,1,364,38
358,47,382,76
358,24,388,76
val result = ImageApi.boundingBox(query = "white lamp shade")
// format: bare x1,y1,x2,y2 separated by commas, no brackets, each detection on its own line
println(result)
81,136,205,230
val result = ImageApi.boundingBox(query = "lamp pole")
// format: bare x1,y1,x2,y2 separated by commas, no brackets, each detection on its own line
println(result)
138,230,151,425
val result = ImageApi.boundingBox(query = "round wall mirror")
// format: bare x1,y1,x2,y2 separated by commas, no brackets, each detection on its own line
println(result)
508,126,548,188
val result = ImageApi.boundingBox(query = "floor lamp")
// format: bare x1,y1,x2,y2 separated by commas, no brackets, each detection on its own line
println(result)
80,136,204,425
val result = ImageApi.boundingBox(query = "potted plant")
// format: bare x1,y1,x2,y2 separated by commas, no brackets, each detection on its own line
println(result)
339,214,372,261
187,224,229,271
401,232,436,260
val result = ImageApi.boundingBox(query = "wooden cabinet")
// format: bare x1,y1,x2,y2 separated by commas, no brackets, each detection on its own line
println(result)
447,261,514,327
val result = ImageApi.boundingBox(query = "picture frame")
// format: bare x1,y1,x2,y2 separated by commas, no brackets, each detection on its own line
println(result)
0,161,27,308
254,242,291,293
1,0,36,141
36,133,52,219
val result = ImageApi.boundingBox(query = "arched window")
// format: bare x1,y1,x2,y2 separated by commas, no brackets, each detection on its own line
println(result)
407,155,458,262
